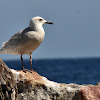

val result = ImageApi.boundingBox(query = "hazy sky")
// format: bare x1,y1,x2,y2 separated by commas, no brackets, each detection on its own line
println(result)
0,0,100,60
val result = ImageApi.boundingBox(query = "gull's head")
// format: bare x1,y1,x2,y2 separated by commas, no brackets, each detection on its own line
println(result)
29,16,53,29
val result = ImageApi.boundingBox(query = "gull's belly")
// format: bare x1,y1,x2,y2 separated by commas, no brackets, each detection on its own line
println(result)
17,39,42,55
2,33,45,55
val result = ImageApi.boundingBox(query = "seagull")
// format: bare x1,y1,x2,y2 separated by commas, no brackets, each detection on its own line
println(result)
0,16,53,71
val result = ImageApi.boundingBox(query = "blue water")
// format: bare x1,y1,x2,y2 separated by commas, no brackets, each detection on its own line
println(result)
4,58,100,85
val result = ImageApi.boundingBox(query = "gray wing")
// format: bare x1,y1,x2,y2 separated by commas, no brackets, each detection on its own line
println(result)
2,27,32,49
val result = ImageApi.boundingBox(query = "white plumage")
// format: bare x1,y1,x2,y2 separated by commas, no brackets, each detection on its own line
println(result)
0,16,53,71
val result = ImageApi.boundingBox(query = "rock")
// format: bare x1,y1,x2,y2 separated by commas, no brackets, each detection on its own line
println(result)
11,70,81,100
0,58,100,100
0,59,17,100
81,85,100,100
97,82,100,85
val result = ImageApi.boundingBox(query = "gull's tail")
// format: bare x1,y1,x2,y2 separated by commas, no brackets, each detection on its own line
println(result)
0,48,5,54
0,42,7,54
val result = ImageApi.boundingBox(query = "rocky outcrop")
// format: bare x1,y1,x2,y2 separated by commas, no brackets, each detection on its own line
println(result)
0,59,17,100
81,85,100,100
0,58,100,100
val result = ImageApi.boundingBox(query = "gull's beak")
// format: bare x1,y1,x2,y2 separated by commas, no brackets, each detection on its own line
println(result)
45,21,53,24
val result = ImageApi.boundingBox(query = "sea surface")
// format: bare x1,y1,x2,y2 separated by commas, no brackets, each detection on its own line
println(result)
4,58,100,85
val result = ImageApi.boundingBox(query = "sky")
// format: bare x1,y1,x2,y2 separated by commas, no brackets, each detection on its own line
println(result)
0,0,100,60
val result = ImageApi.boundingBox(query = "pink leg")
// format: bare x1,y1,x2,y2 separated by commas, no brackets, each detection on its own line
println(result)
30,54,33,70
21,55,24,70
21,55,30,72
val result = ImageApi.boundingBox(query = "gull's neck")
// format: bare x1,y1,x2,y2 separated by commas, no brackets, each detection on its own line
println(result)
30,23,45,33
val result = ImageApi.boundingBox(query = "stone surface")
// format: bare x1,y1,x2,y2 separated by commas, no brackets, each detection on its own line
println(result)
11,70,81,100
0,58,100,100
0,59,17,100
81,85,100,100
97,82,100,85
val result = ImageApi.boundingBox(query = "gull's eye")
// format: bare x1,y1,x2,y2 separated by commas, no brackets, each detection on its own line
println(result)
39,19,43,21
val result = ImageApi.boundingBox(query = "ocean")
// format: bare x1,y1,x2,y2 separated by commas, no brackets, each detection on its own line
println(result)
4,58,100,85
